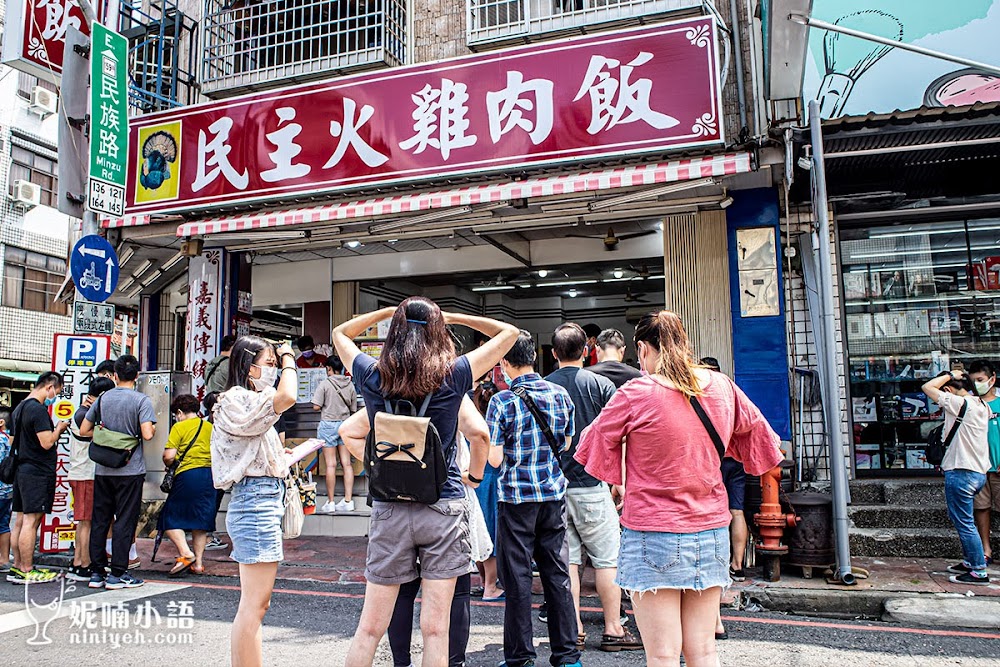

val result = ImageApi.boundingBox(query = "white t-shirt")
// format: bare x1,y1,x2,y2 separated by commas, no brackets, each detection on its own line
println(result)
937,392,992,474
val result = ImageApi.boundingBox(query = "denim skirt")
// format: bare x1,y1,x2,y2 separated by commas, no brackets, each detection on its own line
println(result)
617,526,732,593
226,476,286,564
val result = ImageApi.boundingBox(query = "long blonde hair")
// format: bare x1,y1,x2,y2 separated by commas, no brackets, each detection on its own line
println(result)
633,310,703,397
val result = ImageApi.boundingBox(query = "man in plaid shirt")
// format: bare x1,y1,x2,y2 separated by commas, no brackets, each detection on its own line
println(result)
487,330,582,667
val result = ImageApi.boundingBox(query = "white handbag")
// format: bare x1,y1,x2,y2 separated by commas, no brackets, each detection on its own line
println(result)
282,475,304,540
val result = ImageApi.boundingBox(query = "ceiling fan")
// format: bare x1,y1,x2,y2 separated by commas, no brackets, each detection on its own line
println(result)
623,286,648,303
567,226,658,251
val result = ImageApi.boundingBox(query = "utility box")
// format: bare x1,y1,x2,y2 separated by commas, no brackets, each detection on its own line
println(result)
137,371,192,502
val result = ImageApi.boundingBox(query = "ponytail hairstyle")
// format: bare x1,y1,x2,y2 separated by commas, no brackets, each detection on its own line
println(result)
633,310,703,397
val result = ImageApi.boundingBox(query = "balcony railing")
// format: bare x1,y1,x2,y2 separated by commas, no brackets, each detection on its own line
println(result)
467,0,702,48
202,0,406,97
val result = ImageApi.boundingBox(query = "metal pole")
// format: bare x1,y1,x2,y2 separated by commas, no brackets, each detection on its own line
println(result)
790,14,1000,77
808,98,855,585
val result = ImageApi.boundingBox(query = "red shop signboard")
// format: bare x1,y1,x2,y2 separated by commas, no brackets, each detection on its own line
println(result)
1,0,93,81
126,16,723,217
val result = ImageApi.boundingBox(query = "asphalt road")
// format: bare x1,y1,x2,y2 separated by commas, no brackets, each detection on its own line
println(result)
0,575,997,666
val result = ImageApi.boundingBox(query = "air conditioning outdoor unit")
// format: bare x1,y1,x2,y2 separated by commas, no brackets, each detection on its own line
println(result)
28,86,58,117
12,180,41,208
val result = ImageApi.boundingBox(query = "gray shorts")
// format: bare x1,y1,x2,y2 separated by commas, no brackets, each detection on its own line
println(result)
366,498,471,585
565,486,621,568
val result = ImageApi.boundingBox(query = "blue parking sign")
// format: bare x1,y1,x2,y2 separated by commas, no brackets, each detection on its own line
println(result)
64,337,98,367
71,235,120,303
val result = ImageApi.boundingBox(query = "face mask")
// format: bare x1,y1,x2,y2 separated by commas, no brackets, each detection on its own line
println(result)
250,365,278,391
44,396,56,407
975,380,993,397
302,350,314,358
501,368,513,386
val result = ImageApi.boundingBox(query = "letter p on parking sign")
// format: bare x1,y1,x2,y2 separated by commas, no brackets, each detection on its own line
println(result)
66,337,98,367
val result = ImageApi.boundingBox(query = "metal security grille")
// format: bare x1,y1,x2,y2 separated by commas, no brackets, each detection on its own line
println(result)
202,0,407,96
467,0,701,46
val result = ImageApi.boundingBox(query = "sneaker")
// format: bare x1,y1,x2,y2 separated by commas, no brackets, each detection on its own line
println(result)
949,571,991,586
730,568,747,582
205,535,228,551
10,568,60,585
6,567,23,583
497,662,535,667
128,558,141,570
537,602,548,624
89,572,106,589
105,572,144,590
947,562,973,574
319,501,336,514
335,499,356,513
66,565,92,582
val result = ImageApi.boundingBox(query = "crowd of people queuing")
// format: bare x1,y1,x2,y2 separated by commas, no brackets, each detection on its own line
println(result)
0,294,997,667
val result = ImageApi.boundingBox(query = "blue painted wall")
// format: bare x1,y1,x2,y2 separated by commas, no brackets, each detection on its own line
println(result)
727,188,792,440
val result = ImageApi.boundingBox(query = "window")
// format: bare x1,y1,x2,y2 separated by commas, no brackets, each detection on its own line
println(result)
9,146,58,208
2,247,69,316
201,0,406,95
839,218,1000,476
16,71,57,99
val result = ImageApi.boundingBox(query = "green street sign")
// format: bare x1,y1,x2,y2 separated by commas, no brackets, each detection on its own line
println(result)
88,23,128,217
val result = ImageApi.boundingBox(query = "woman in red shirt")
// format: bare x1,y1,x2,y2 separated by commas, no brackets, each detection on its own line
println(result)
575,311,783,667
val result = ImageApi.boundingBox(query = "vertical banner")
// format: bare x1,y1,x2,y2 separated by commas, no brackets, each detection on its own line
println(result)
186,250,225,399
46,334,111,552
88,22,128,217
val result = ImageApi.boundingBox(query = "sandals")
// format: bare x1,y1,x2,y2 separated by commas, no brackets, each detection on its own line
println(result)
189,565,206,575
599,629,643,652
577,632,587,648
169,555,195,577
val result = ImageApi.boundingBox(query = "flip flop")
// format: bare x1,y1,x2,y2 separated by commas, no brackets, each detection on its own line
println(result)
169,555,194,577
189,565,206,575
482,592,506,602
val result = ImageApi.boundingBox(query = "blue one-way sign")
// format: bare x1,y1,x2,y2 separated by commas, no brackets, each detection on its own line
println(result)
71,235,120,303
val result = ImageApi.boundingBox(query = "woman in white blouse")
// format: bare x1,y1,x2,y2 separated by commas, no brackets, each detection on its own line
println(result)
210,336,297,667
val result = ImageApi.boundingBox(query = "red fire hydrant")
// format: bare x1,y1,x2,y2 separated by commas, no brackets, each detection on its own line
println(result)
754,464,798,582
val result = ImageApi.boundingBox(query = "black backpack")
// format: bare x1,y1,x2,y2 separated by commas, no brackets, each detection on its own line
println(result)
926,401,967,467
364,395,447,504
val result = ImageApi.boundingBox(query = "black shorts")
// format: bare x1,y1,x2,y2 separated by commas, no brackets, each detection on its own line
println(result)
720,458,747,511
12,468,56,514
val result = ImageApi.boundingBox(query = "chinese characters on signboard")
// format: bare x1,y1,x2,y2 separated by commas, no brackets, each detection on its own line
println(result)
88,23,128,217
74,300,115,335
46,334,111,552
1,0,92,81
186,251,224,399
125,17,723,216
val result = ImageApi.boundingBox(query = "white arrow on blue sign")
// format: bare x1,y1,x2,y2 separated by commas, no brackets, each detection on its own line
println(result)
70,235,120,303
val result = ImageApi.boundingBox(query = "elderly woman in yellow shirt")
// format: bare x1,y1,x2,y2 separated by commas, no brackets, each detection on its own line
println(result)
161,393,216,576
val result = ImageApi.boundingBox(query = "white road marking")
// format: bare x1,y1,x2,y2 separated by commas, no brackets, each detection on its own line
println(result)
0,582,190,634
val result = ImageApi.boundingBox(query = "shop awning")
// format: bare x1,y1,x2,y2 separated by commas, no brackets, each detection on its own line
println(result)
0,371,41,383
165,152,752,238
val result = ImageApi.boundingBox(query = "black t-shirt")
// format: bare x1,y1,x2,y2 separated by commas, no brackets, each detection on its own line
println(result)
12,398,56,475
588,360,643,389
353,352,473,501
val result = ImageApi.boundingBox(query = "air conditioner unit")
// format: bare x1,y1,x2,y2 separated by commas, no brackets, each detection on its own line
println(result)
476,0,523,29
28,86,58,117
12,180,41,208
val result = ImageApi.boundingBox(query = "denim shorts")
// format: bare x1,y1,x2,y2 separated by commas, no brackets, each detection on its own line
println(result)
318,420,344,448
617,526,731,593
226,476,286,564
0,496,12,535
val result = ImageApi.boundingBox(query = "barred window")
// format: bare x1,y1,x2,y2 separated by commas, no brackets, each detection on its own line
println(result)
2,247,69,315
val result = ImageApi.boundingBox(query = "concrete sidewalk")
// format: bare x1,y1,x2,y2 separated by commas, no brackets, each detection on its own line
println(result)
38,534,1000,625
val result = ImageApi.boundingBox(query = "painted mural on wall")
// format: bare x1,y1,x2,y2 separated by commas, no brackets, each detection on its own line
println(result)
803,0,1000,118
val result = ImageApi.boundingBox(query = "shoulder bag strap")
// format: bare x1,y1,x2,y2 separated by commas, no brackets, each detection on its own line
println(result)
204,357,221,385
943,401,969,448
689,395,726,464
511,386,562,463
174,419,204,467
10,402,27,460
331,378,354,412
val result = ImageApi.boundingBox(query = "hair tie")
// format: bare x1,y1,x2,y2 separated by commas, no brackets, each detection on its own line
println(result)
406,319,427,325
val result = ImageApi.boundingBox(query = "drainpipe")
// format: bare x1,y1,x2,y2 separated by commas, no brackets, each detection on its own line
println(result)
808,99,855,586
728,0,748,134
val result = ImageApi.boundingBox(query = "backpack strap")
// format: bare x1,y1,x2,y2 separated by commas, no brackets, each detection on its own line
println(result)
943,400,969,448
689,395,726,464
511,385,563,466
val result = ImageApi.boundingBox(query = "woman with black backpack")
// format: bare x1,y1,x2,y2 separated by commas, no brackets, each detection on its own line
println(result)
922,370,992,586
332,297,518,667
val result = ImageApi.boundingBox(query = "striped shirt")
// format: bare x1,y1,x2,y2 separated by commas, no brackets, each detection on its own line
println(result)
486,373,575,504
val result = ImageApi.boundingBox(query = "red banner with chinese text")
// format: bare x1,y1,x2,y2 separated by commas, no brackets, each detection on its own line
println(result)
125,16,723,216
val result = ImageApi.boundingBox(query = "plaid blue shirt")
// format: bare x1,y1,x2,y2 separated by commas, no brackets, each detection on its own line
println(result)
0,431,10,500
486,374,575,504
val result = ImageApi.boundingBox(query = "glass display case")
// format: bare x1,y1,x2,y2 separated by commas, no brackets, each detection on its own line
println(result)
840,218,1000,475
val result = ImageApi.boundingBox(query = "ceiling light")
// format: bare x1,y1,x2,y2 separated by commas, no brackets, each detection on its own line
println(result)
657,221,665,231
613,269,624,279
140,269,163,287
471,285,517,292
127,283,144,298
130,259,154,280
160,251,186,271
210,230,312,242
537,269,548,278
387,239,399,244
344,240,363,249
369,205,475,235
588,178,716,211
568,289,578,297
719,196,734,209
118,245,135,269
537,279,599,288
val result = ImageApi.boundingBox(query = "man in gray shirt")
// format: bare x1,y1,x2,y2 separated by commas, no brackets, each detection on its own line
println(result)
80,355,156,590
545,323,641,652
